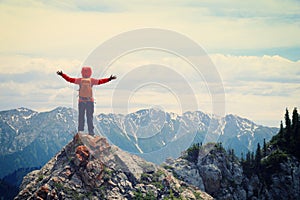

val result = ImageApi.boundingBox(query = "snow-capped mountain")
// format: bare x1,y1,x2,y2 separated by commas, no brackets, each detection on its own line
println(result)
221,114,277,156
0,107,76,178
96,109,278,163
0,107,278,178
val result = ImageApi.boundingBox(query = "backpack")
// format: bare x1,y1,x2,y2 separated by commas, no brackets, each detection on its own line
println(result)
79,78,92,98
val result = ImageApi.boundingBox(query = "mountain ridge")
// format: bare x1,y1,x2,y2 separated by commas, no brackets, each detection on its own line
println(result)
0,106,278,178
95,107,278,163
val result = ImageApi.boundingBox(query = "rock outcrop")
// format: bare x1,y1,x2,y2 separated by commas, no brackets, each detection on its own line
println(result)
164,143,300,200
15,133,213,200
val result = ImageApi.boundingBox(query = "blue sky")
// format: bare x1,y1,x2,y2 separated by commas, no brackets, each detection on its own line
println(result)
0,0,299,127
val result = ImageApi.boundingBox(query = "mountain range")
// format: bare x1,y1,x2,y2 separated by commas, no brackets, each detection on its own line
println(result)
96,108,278,163
0,107,278,179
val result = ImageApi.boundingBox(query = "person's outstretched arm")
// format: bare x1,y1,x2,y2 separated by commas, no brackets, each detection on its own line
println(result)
93,75,117,85
57,70,79,84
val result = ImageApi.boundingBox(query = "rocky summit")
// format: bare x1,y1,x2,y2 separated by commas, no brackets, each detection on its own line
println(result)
14,133,213,200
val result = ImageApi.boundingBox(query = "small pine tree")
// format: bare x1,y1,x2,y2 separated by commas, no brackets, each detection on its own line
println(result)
228,149,236,161
284,108,292,146
263,138,267,157
241,152,245,163
285,108,291,130
280,121,284,133
255,143,262,169
246,151,251,165
278,120,284,140
292,107,300,159
242,151,252,177
251,152,255,166
292,107,299,129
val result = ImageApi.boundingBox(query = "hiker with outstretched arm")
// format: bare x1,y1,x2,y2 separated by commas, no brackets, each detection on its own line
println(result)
57,66,116,136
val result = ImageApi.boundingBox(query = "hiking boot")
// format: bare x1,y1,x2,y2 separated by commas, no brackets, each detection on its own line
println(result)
89,132,95,136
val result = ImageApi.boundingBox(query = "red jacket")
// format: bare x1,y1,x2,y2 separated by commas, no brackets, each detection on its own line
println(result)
61,73,110,102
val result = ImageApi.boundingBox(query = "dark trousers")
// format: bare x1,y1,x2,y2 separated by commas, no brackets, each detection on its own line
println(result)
78,101,94,135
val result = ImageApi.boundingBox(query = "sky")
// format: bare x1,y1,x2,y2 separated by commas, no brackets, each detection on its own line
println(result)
0,0,299,127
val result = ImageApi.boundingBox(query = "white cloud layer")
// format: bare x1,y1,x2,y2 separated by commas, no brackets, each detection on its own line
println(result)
0,0,299,127
0,53,299,127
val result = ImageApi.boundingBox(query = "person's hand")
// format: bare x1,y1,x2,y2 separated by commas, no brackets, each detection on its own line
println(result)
57,71,63,76
109,75,117,81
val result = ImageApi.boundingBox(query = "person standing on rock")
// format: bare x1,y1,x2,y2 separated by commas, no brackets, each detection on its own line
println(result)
57,66,116,136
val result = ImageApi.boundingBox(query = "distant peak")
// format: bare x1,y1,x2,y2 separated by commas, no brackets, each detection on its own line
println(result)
53,106,69,111
16,107,35,113
51,106,75,114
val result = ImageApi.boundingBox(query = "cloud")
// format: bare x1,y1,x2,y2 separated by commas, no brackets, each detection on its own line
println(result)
0,55,81,74
0,55,81,111
224,93,297,127
183,0,300,20
0,0,299,58
211,54,300,85
208,54,300,126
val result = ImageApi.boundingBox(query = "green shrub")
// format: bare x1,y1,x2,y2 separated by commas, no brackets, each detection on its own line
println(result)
37,174,44,182
262,149,288,170
184,143,200,163
133,189,156,200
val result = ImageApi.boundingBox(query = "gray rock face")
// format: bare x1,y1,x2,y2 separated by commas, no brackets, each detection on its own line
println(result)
263,158,300,200
164,143,300,200
14,133,213,200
